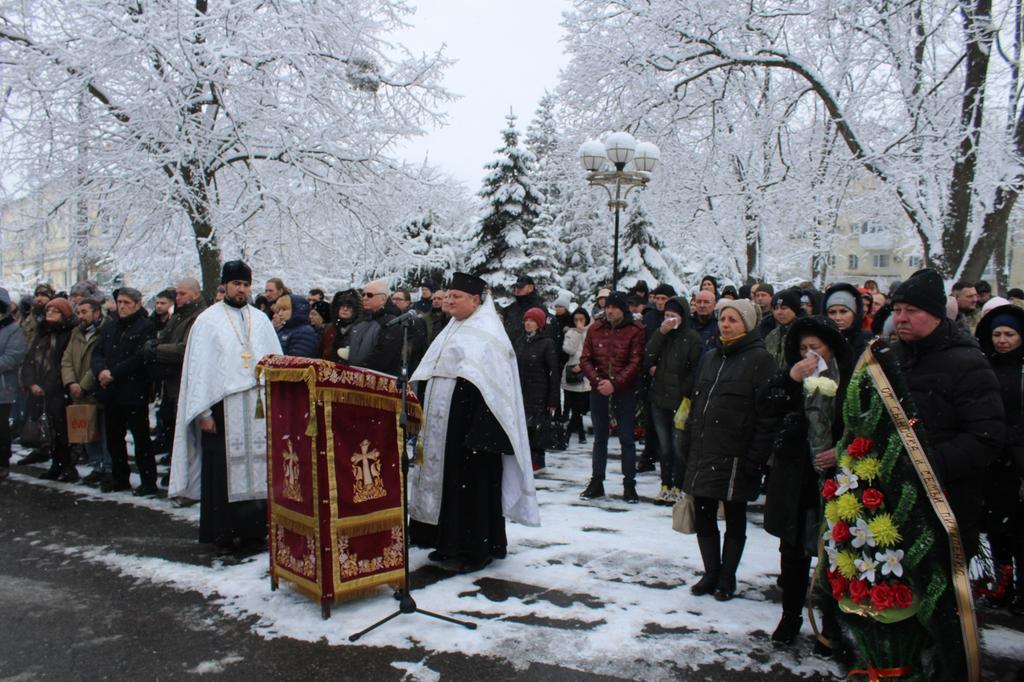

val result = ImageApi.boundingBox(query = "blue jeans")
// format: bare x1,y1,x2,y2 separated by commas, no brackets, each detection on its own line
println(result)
650,405,684,487
85,407,111,473
590,391,636,484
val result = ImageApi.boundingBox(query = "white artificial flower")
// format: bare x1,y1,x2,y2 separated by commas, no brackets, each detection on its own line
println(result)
855,553,879,583
851,518,876,549
877,548,905,578
835,466,860,495
803,376,838,397
825,543,839,572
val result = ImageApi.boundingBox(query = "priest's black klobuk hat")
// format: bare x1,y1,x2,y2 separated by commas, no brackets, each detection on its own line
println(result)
449,272,486,296
221,260,253,284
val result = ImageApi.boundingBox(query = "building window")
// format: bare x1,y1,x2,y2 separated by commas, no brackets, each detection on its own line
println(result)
827,254,836,268
871,254,890,268
907,255,922,268
848,254,859,270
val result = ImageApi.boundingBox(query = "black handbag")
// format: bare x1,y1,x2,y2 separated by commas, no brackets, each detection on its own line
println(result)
548,418,568,451
20,411,51,449
564,365,584,385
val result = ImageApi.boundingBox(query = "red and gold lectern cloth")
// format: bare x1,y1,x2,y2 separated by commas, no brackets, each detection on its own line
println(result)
256,356,422,617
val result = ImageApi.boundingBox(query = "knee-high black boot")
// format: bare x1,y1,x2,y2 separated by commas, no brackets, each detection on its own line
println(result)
690,534,721,596
714,535,746,601
773,552,811,645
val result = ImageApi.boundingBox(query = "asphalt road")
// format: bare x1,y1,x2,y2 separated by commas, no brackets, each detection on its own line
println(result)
1,467,1021,681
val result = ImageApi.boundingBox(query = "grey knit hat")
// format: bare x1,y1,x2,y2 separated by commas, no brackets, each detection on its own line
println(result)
715,298,760,332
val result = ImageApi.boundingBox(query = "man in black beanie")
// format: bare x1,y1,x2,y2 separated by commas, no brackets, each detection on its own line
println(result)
764,287,804,368
888,268,1004,557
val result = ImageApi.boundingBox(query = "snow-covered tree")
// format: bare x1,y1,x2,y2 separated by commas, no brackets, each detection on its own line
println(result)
557,0,1024,287
616,202,683,291
0,0,452,296
472,111,544,295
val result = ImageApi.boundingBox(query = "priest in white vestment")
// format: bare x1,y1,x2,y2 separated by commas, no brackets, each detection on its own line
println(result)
409,272,539,573
168,260,282,548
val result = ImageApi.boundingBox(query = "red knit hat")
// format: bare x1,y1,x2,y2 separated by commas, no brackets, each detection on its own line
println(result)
523,307,547,328
46,297,73,320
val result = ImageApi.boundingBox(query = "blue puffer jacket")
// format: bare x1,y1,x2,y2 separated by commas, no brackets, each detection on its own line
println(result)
0,316,27,404
278,295,319,358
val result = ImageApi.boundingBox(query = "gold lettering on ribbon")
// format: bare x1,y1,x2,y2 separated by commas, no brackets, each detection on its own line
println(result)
281,439,303,502
865,354,980,682
351,439,386,503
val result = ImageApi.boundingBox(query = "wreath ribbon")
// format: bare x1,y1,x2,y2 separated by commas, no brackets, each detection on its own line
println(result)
862,347,980,682
847,664,913,681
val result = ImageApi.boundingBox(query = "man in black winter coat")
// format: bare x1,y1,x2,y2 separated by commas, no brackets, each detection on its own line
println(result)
348,280,403,377
502,275,551,347
889,268,1005,557
91,288,157,495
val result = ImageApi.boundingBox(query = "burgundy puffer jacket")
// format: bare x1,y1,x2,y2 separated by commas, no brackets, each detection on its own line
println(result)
580,317,645,393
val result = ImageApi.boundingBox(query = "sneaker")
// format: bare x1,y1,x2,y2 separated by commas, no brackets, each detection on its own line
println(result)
17,450,50,466
133,482,159,497
532,464,546,474
57,468,80,483
622,481,639,503
654,485,673,505
668,487,682,503
579,479,605,499
100,477,132,493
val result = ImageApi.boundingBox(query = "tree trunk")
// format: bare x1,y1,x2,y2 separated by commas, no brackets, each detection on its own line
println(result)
959,185,1018,283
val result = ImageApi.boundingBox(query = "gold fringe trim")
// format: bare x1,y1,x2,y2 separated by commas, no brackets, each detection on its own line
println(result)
272,504,316,530
333,569,406,602
333,507,403,534
273,567,323,600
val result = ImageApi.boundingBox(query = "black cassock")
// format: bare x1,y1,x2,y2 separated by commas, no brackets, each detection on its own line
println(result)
198,402,267,545
430,377,513,563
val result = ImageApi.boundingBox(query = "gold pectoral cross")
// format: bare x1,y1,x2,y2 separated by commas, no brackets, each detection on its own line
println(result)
241,350,252,368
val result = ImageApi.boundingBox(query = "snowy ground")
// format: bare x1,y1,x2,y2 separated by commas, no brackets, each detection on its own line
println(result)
8,435,1024,680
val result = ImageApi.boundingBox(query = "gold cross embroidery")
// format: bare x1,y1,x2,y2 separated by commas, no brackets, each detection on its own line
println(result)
282,439,302,502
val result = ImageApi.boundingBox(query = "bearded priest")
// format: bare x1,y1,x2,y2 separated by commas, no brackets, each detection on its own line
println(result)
410,272,540,574
168,260,282,550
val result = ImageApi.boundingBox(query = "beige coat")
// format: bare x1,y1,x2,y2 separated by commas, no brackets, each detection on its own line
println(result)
61,324,101,404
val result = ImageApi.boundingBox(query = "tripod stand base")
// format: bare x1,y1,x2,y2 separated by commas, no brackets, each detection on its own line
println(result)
348,590,476,642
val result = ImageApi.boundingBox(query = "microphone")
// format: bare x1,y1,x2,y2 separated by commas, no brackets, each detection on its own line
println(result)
385,309,419,328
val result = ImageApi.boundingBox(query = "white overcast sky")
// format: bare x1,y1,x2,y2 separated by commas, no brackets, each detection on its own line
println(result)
395,0,571,190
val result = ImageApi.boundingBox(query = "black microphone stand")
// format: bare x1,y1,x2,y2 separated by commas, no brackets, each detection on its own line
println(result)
349,316,476,641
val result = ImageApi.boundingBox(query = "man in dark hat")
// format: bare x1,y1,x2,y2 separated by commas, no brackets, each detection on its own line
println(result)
764,287,805,368
168,260,282,548
502,274,549,347
410,272,539,573
413,279,437,315
888,268,1004,556
579,291,647,503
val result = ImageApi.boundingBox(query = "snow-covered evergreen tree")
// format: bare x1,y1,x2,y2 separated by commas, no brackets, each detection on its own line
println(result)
616,201,683,291
472,111,544,295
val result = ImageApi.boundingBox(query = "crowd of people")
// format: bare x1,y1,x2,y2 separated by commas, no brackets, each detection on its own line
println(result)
0,266,1022,662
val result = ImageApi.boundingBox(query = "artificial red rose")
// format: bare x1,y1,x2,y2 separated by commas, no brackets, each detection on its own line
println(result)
830,574,849,601
849,578,870,604
832,520,852,544
847,437,874,459
822,479,839,500
870,584,894,611
861,488,884,510
891,583,913,609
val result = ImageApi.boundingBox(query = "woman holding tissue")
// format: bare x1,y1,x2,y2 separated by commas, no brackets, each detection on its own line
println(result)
758,315,853,650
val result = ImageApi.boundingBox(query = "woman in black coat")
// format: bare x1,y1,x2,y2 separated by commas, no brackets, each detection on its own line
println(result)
759,316,852,647
21,299,76,481
682,298,779,601
515,307,559,471
975,304,1024,613
823,283,873,360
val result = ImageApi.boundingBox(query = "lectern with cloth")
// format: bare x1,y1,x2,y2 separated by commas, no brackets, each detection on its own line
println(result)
256,356,421,618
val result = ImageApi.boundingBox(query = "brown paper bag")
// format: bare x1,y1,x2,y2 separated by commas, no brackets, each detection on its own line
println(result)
66,404,99,443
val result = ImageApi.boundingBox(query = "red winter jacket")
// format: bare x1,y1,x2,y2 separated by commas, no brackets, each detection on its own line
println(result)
580,317,645,393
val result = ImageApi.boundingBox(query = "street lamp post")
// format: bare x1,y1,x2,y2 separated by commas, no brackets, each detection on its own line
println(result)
579,132,660,292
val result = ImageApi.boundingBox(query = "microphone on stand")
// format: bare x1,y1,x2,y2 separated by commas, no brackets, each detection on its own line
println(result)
385,310,419,328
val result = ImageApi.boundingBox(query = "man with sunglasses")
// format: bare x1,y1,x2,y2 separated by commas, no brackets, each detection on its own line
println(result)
348,281,403,376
